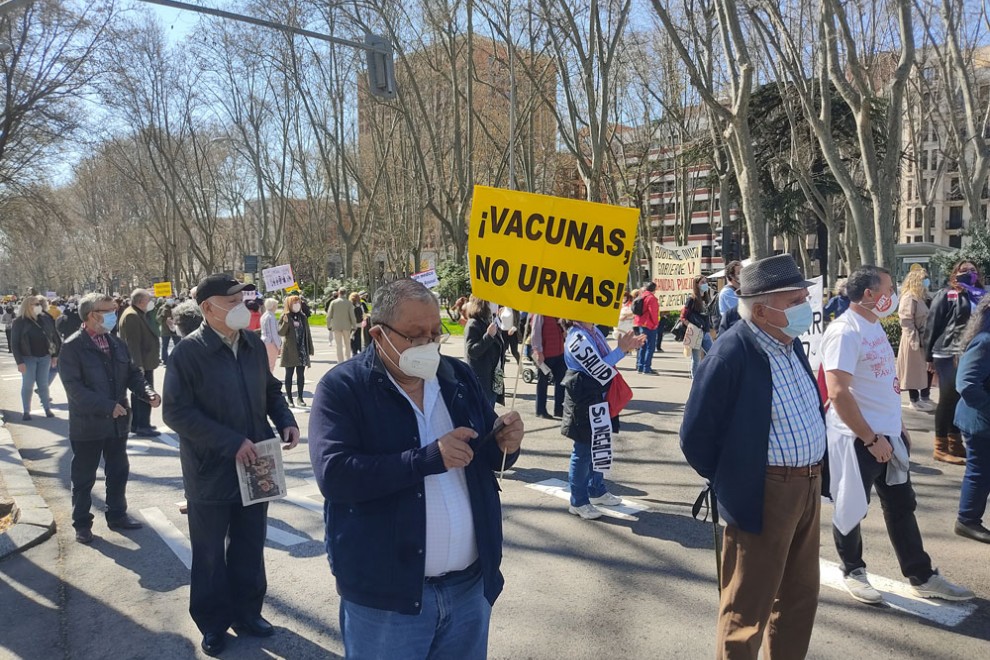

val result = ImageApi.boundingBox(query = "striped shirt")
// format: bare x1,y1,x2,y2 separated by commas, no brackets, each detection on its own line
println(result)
747,322,826,467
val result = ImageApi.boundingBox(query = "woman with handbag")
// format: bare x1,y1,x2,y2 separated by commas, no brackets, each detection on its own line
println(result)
11,295,57,420
681,275,714,378
560,320,644,520
897,269,934,412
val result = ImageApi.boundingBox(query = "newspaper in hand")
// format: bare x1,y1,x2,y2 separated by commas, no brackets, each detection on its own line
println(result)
236,439,288,506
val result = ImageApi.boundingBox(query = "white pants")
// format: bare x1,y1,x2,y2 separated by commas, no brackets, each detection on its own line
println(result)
334,330,352,363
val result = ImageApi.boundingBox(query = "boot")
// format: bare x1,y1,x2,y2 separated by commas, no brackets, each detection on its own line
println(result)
948,434,968,462
934,436,965,465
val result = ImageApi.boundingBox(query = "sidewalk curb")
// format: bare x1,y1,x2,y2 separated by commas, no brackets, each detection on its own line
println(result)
0,422,56,561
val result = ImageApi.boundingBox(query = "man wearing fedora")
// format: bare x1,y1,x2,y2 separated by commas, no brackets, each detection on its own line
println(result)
821,265,973,605
681,254,826,659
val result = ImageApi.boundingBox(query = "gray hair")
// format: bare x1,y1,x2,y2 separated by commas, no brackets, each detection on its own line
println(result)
130,288,151,305
172,300,204,337
369,280,438,326
264,298,278,312
78,293,114,322
737,293,772,322
338,287,346,296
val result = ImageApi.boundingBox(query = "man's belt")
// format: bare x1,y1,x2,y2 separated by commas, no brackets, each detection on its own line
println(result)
765,461,823,478
424,560,481,585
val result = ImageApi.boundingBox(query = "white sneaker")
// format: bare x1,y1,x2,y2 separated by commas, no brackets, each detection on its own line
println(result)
844,568,883,604
910,400,935,412
568,504,603,520
589,492,623,506
920,399,937,411
911,570,975,601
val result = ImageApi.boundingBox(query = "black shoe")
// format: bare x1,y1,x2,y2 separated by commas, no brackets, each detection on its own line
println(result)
45,410,55,418
537,412,554,420
107,514,143,531
201,632,226,656
656,348,665,353
75,528,94,544
22,413,31,421
955,520,990,544
132,427,161,438
233,616,275,638
643,370,659,375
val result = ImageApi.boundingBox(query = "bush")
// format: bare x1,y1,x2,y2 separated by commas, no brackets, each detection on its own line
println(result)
434,260,471,306
931,225,990,286
880,316,901,356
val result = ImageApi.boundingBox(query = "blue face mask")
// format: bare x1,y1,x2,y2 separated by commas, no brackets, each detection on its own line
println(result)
100,312,117,332
699,283,709,293
765,301,813,338
923,278,931,289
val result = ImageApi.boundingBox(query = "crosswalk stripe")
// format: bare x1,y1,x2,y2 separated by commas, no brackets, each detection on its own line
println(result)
266,526,309,547
819,560,977,626
140,507,192,570
282,487,323,513
525,478,649,521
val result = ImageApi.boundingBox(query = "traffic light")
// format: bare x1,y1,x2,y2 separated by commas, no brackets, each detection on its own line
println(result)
365,33,396,100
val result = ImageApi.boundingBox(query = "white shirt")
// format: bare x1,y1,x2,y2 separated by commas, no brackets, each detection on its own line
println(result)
386,371,478,576
821,309,902,437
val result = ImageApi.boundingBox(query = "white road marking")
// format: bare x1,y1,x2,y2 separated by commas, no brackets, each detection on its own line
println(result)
522,478,975,627
2,375,21,381
125,441,149,455
266,526,308,547
158,433,179,449
282,485,323,513
140,507,192,570
819,560,977,627
525,478,650,521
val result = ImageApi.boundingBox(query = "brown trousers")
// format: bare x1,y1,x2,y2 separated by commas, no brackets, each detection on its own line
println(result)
716,470,821,660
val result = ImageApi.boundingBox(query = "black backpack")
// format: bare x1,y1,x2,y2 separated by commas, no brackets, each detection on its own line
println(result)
631,295,645,316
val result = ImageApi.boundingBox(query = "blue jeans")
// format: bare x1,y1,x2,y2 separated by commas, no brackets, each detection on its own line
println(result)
569,439,607,506
636,327,658,372
690,333,713,378
20,355,50,413
959,433,990,526
340,568,490,660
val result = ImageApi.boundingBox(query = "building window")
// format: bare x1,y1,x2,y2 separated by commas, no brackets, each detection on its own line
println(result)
921,150,929,170
907,179,913,200
949,177,963,201
915,207,922,228
948,205,964,229
949,234,962,249
931,150,939,171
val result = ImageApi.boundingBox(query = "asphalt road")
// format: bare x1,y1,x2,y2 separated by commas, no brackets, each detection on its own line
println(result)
0,331,987,659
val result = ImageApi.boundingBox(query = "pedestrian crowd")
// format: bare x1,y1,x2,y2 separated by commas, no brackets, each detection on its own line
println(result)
2,252,987,660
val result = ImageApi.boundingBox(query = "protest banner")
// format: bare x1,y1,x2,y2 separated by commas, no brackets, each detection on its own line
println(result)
468,185,639,327
799,276,825,373
45,290,57,299
411,268,439,289
262,264,295,292
152,282,173,298
651,243,702,312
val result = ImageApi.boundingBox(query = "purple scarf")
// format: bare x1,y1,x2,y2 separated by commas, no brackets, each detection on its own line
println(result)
956,272,985,304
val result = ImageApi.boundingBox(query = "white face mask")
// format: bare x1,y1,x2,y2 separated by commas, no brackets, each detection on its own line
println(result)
144,300,156,313
291,304,301,313
33,305,43,315
213,301,251,330
379,329,441,380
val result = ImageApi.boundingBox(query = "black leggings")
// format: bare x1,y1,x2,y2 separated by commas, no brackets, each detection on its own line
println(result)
284,366,306,399
934,357,961,437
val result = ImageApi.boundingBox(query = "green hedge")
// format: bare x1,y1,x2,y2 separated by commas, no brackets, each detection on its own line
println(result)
880,316,901,356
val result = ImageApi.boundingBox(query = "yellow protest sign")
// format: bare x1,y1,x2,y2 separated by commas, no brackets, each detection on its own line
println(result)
286,282,301,293
651,243,701,312
468,186,639,326
153,282,173,298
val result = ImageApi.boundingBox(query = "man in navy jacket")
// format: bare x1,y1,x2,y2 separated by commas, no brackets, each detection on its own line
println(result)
681,255,826,660
309,279,523,659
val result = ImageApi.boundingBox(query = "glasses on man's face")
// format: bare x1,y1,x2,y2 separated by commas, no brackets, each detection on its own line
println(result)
381,322,451,347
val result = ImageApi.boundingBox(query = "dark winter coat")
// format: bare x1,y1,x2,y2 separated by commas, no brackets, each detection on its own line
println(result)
925,286,975,359
464,317,505,403
59,330,155,442
118,306,161,371
163,324,297,504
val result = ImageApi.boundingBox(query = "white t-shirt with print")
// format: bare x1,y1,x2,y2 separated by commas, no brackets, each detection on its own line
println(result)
821,309,902,437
